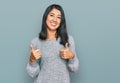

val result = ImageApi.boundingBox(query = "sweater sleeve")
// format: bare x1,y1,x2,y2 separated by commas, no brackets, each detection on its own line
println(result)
67,35,79,72
26,37,40,78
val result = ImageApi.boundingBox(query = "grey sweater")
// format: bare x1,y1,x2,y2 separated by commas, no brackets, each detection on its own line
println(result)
26,35,79,83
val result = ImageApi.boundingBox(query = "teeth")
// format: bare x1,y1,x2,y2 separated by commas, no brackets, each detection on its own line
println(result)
51,23,56,26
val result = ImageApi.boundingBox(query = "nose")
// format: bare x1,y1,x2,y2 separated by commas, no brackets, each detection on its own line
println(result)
53,17,57,21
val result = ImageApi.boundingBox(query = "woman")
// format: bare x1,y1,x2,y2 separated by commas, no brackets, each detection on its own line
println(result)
26,4,79,83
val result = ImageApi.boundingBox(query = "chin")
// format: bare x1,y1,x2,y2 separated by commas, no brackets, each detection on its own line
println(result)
50,26,59,30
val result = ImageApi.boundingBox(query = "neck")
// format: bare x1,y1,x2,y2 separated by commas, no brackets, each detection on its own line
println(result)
46,28,56,40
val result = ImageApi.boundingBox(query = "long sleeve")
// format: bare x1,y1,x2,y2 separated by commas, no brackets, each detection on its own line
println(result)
26,37,40,78
67,35,79,72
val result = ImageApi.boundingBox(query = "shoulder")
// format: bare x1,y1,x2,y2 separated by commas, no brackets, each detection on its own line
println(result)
31,36,40,43
30,36,41,49
68,34,75,46
68,34,74,42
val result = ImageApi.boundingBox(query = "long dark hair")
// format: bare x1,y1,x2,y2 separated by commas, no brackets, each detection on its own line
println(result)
39,4,69,47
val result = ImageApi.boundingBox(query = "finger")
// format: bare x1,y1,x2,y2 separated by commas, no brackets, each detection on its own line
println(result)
35,52,40,56
64,54,69,59
60,52,64,56
62,56,66,59
61,52,66,55
60,51,65,55
30,44,34,51
36,50,41,55
35,49,40,52
61,54,64,58
61,52,67,57
65,43,69,49
36,51,40,55
61,56,64,59
35,55,40,60
61,55,67,59
34,53,41,59
37,55,41,59
64,56,68,59
35,51,41,55
59,50,64,53
30,54,35,59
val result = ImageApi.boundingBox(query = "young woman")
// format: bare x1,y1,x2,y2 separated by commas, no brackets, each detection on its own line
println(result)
26,4,79,83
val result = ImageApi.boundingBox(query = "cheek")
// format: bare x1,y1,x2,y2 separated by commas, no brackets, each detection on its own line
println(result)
46,20,48,26
58,20,61,25
46,17,50,22
46,18,50,25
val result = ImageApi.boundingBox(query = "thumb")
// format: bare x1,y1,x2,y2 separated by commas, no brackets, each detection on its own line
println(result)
30,44,34,51
65,43,69,49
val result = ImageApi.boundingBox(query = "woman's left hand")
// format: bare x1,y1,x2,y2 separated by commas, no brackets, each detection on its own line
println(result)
59,43,74,59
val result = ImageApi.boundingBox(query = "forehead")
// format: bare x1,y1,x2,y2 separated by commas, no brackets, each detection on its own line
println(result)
49,8,61,15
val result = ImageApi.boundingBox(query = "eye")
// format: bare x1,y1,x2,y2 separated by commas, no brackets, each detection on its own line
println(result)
57,16,61,19
49,13,54,17
50,14,54,16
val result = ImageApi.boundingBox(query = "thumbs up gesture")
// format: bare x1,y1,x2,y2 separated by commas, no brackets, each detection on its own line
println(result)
59,43,74,59
29,44,42,62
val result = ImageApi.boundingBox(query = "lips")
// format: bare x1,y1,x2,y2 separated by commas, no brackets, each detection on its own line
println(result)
50,21,57,27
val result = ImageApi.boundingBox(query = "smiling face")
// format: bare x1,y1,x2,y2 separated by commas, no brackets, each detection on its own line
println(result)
46,8,61,31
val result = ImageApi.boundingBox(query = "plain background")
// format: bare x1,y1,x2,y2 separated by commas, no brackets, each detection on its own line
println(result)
0,0,120,83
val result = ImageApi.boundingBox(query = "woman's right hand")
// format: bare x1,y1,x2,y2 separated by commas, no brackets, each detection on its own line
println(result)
29,44,42,62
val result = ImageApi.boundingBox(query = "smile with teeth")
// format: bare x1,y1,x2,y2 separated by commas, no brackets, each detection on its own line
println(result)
50,21,57,27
